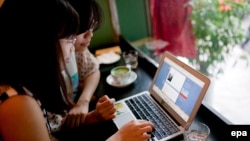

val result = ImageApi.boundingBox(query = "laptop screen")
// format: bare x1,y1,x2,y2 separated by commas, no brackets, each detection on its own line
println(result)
150,52,209,126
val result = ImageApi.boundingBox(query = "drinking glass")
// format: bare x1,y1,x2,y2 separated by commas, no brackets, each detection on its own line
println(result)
184,122,210,141
122,50,138,69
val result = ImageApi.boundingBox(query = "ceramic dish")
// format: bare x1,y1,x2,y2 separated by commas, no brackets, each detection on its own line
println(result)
106,71,137,88
96,51,121,64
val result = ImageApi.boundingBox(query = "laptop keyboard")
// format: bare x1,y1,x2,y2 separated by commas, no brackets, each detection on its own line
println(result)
125,93,180,140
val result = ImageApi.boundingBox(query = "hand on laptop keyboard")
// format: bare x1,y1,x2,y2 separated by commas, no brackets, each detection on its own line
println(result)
107,120,154,141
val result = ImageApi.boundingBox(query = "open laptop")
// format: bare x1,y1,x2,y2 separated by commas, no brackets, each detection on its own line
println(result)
112,51,211,141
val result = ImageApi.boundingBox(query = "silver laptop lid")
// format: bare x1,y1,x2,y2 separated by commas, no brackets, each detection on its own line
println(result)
149,52,210,130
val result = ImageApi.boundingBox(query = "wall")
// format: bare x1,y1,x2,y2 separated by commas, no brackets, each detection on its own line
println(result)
89,0,151,49
115,0,151,42
90,0,118,49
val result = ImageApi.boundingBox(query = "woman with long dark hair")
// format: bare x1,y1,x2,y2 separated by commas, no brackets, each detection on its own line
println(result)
0,0,154,140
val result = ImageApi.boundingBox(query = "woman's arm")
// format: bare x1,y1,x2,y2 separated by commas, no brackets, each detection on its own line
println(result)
64,70,100,128
106,120,154,141
77,69,100,106
0,95,51,141
76,49,100,107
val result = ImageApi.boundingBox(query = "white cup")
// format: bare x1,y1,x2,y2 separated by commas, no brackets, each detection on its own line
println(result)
111,66,131,84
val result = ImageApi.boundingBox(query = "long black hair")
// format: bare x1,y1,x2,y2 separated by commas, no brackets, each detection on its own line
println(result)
0,0,79,113
68,0,103,34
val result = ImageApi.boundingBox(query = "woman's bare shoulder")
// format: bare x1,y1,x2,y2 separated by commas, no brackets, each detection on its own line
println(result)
0,95,51,141
0,95,37,110
0,95,40,122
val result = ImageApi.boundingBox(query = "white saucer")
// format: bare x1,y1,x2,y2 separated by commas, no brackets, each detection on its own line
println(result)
96,51,121,64
106,71,137,88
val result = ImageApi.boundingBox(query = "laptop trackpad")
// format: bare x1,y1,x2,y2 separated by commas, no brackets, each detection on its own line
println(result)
113,102,135,128
113,112,134,129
